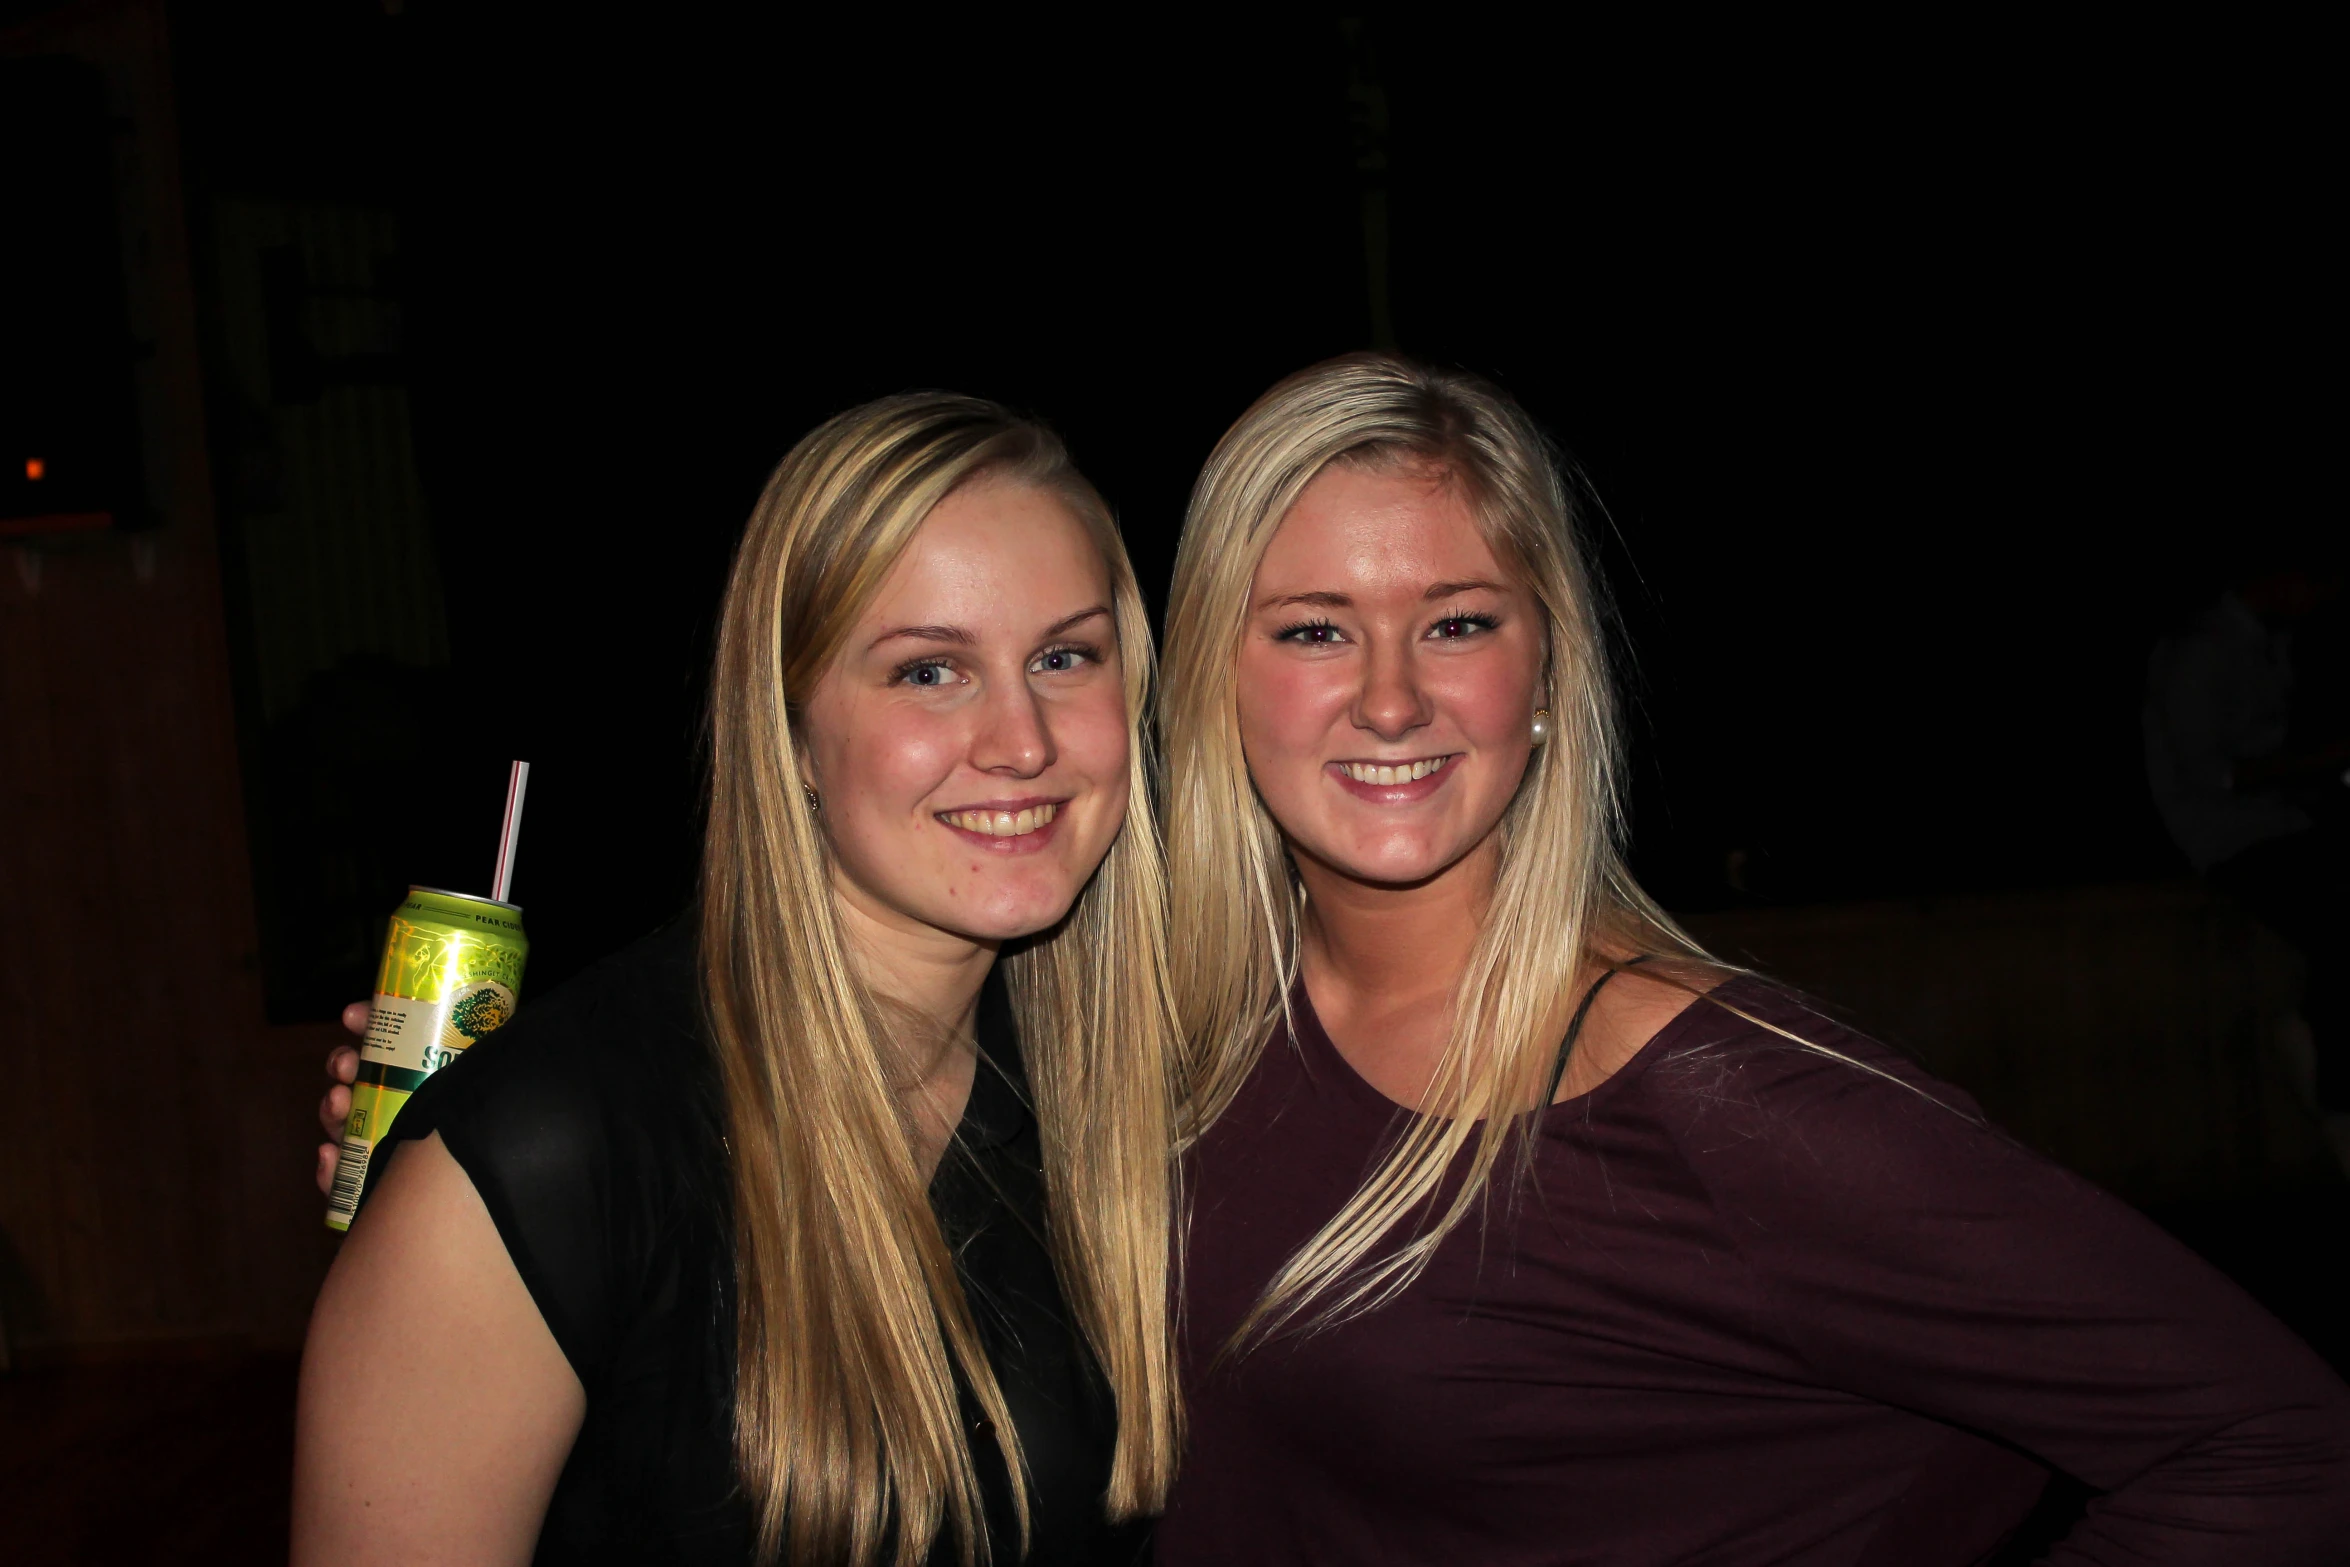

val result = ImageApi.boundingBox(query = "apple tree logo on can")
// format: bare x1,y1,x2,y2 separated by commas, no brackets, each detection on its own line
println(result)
440,979,519,1053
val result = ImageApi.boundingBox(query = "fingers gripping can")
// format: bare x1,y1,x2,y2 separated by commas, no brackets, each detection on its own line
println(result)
325,887,529,1231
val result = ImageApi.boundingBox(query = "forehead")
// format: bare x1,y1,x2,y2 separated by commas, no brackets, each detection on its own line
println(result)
1255,460,1507,595
861,480,1109,622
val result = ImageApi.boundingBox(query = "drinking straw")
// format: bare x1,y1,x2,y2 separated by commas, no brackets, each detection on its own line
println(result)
491,760,531,904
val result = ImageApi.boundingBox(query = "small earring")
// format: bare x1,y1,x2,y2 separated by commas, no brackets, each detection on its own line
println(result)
801,782,821,811
1530,708,1552,746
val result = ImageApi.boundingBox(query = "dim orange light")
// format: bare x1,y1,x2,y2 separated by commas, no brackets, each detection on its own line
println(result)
25,458,45,481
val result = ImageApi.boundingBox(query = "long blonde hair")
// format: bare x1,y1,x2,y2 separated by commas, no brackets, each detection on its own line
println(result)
1162,354,1715,1347
702,395,1180,1566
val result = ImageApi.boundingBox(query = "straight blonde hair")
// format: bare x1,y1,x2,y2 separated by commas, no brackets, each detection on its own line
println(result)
702,394,1181,1566
1161,354,1719,1348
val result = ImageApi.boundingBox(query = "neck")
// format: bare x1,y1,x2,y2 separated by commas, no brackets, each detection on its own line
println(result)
830,874,998,1083
1294,834,1498,1015
827,875,995,1184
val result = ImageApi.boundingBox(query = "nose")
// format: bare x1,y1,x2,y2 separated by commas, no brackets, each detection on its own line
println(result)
1351,635,1433,741
969,677,1056,778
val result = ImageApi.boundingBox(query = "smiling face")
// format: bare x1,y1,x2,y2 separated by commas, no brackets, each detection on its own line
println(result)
1235,458,1547,890
799,478,1130,947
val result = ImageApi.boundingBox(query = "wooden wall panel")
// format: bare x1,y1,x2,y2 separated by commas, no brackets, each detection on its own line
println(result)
1,0,332,1361
1685,882,2328,1203
1,534,250,1347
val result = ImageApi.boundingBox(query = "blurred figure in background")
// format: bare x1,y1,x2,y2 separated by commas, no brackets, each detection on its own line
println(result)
2146,545,2350,1160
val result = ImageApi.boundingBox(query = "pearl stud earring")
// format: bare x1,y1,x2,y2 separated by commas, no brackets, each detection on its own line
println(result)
1530,708,1552,746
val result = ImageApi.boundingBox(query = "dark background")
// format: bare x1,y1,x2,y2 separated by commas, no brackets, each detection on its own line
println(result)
165,6,2336,1008
1,6,2341,1562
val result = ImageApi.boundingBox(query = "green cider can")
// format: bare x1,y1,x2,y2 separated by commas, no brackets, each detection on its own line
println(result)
325,887,529,1232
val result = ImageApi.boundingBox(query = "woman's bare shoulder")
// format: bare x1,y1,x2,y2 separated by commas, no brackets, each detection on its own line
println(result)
1553,960,1731,1102
294,1132,585,1565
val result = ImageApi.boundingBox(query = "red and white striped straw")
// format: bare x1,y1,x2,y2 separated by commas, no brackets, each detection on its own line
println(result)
491,760,531,904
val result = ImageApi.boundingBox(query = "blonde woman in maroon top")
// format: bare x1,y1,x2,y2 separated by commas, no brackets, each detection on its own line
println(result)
1152,354,2350,1564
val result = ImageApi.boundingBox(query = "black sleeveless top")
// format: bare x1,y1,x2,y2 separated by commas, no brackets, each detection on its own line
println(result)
361,920,1150,1565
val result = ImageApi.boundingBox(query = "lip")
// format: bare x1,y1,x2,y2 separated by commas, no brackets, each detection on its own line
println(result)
934,796,1070,854
1326,755,1460,805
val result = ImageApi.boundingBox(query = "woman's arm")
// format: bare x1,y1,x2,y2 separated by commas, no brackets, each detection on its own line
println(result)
1679,1025,2350,1566
293,1131,586,1567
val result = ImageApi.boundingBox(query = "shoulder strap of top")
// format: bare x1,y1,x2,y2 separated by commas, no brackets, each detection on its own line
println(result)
1540,956,1650,1108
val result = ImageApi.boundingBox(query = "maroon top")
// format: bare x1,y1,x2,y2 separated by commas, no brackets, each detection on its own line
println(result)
1158,977,2350,1565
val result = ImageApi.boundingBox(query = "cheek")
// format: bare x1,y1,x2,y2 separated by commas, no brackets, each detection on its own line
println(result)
1440,673,1537,743
1430,643,1543,744
828,711,962,815
1235,647,1347,754
1057,689,1134,796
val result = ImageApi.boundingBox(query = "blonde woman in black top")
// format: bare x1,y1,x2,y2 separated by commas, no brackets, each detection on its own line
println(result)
295,397,1178,1566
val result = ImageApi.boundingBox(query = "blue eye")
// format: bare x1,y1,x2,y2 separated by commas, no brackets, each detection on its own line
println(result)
895,659,955,687
1031,646,1093,674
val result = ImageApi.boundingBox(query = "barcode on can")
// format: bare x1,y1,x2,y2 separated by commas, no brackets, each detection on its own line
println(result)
325,1138,374,1230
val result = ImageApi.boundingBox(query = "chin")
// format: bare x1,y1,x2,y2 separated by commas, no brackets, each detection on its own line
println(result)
1317,833,1470,888
947,884,1083,942
1354,861,1451,889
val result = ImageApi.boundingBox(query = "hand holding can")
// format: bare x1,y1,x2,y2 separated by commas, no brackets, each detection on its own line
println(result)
324,887,529,1230
324,761,534,1231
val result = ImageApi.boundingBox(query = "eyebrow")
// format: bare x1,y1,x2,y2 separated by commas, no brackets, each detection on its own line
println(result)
1424,578,1510,599
867,604,1111,653
1255,589,1352,612
1041,605,1113,639
869,623,976,650
1253,580,1510,613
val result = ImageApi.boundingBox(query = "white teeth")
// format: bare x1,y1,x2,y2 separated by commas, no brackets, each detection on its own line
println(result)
1339,757,1450,784
942,802,1058,837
